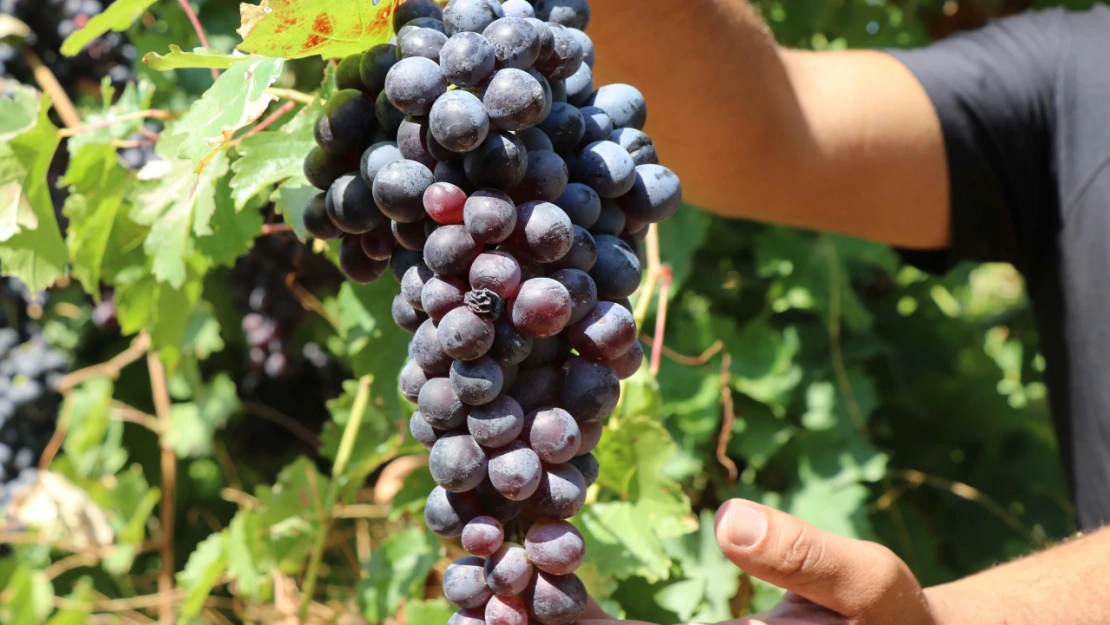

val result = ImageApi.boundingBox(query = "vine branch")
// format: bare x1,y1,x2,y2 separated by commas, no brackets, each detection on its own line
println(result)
146,345,176,625
176,0,219,81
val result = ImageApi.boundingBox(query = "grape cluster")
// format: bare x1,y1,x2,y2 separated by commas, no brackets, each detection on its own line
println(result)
301,1,679,622
0,328,67,493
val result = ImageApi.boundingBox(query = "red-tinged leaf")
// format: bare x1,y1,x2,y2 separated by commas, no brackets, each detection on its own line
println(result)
237,0,402,60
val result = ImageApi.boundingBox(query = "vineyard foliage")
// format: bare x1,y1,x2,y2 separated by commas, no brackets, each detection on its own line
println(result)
0,0,1099,623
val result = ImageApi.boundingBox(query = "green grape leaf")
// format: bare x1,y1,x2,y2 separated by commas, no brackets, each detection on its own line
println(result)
143,45,263,71
403,599,454,625
60,0,157,56
61,144,130,295
320,378,402,480
132,151,228,287
658,205,711,294
658,510,741,623
60,377,127,479
44,579,94,625
81,466,161,575
229,112,318,210
114,264,205,370
0,91,65,291
576,501,675,583
253,457,328,568
227,510,276,601
67,80,155,154
273,179,318,239
159,56,284,168
167,374,240,458
238,0,401,60
357,527,440,624
2,565,53,625
194,175,265,267
0,81,40,141
177,531,228,620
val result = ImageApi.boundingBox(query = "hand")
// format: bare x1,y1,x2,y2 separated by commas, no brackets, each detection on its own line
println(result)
708,499,939,625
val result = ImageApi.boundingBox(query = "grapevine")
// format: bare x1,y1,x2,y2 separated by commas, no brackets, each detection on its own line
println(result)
301,1,681,621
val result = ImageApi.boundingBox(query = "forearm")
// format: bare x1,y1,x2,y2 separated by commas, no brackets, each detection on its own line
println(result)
926,528,1110,625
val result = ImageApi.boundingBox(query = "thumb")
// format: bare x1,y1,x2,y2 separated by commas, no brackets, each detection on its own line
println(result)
714,499,910,617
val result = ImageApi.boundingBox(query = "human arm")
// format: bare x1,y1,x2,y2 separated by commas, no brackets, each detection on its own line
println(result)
587,0,950,249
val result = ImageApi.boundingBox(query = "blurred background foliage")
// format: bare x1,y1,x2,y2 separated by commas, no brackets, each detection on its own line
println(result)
0,0,1102,623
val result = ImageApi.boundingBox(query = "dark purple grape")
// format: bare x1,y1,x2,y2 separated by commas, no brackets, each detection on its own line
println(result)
568,301,636,360
587,83,647,130
524,407,580,464
430,90,490,153
606,340,643,379
468,394,525,447
527,17,555,61
570,28,594,67
400,360,431,401
402,263,434,310
425,224,483,275
420,275,468,321
339,236,388,283
360,141,404,188
553,183,601,228
489,318,534,365
520,336,561,368
487,441,542,501
568,452,599,487
576,421,602,456
610,128,658,166
469,251,522,299
419,376,467,429
304,146,357,191
326,175,383,234
530,68,555,122
618,164,683,223
426,485,483,537
464,131,529,190
373,159,435,223
436,160,475,192
576,106,613,148
533,23,583,80
560,357,620,423
336,53,365,92
509,150,568,203
393,293,428,332
501,0,535,18
314,89,376,155
360,43,399,97
486,594,529,625
375,91,408,137
395,0,445,30
507,365,559,413
516,126,555,152
548,269,597,325
440,31,497,87
536,103,584,153
385,56,447,116
360,222,397,260
590,235,642,299
462,515,505,557
399,26,448,62
524,571,588,625
590,200,626,236
303,192,342,240
485,542,533,596
476,479,526,522
430,432,488,492
574,140,637,198
410,411,444,449
448,609,486,625
511,201,573,262
444,556,494,608
439,306,496,360
529,463,587,520
451,356,504,405
511,278,572,338
465,190,518,244
411,318,454,374
443,0,504,35
534,0,591,29
483,17,541,69
564,63,593,107
397,117,439,169
525,520,585,576
483,68,547,132
500,362,520,390
393,219,434,251
548,226,597,272
391,247,426,283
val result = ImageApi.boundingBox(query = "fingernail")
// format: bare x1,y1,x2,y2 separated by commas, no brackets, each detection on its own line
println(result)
725,501,767,547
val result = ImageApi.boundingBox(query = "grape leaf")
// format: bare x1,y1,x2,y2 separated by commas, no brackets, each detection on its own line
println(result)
67,80,155,154
44,580,94,625
357,527,439,624
60,377,127,479
0,91,66,292
657,510,741,623
272,180,317,239
114,263,205,370
177,531,228,619
229,115,318,210
195,175,266,267
0,82,40,142
62,144,130,296
403,600,454,625
227,510,276,601
60,0,157,56
167,374,240,458
238,0,400,60
159,56,284,169
143,45,262,71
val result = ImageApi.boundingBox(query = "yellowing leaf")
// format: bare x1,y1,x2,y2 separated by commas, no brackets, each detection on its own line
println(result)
237,0,401,60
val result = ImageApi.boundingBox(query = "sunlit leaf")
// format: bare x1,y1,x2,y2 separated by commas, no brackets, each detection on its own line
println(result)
238,0,401,60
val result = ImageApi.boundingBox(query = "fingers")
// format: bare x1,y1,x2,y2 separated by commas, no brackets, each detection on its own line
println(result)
582,596,613,620
713,499,912,617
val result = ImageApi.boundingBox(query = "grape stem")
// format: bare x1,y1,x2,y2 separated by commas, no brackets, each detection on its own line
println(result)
175,0,220,81
20,48,80,128
147,341,177,625
266,87,318,105
58,109,175,138
298,374,374,621
632,223,664,329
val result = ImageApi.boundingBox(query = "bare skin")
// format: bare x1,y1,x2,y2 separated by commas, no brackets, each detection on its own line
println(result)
576,2,1110,624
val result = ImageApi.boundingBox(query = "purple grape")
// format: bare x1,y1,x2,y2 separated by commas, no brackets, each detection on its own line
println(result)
618,164,683,224
375,91,408,137
468,395,525,447
516,126,555,152
305,146,357,191
548,269,597,325
529,463,587,520
464,131,529,190
527,17,555,60
444,556,494,608
536,103,584,153
500,362,520,390
524,407,581,464
569,28,594,67
327,175,384,234
465,190,518,244
487,441,542,501
524,571,588,625
533,23,583,80
393,293,428,333
391,247,426,283
606,340,644,379
589,235,642,299
508,365,559,413
534,0,591,29
419,376,467,429
360,141,405,187
397,117,440,169
410,411,444,449
486,594,529,625
525,520,585,576
399,26,448,62
569,453,599,487
402,263,434,310
392,219,434,251
560,357,620,423
485,542,533,596
483,68,547,132
373,159,435,223
385,56,448,116
426,485,483,537
425,224,483,275
575,140,637,198
568,301,636,360
509,150,568,204
576,421,602,456
553,183,600,228
439,307,496,360
483,17,541,69
489,318,534,365
610,128,658,166
520,335,561,368
339,236,388,283
476,479,526,522
587,83,647,131
359,43,399,96
510,201,573,263
564,63,593,107
511,278,573,338
440,31,497,87
430,90,490,153
394,0,444,31
461,515,505,556
314,89,376,155
443,0,504,36
411,318,454,375
422,275,469,321
590,200,626,236
303,192,342,240
400,360,431,401
470,251,522,299
451,356,504,405
448,609,486,625
576,106,613,148
430,432,488,492
361,221,397,260
548,226,597,273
